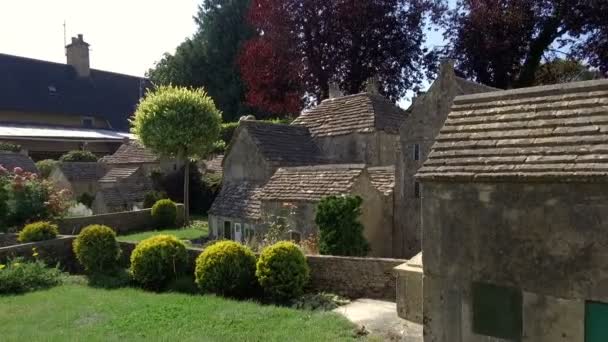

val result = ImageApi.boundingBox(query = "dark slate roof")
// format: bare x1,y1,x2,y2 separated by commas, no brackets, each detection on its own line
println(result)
238,121,326,166
0,53,150,131
58,162,106,181
418,79,608,182
99,165,141,183
209,182,262,220
101,140,158,164
259,164,365,202
368,166,395,195
292,92,407,137
0,152,37,173
98,182,151,210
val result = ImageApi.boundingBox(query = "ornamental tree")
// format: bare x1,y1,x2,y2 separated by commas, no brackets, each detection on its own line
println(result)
131,86,222,224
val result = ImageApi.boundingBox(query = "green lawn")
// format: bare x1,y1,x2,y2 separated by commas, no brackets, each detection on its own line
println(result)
117,217,209,244
0,282,357,341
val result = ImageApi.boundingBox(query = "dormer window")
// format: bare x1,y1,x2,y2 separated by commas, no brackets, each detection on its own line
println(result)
81,116,95,128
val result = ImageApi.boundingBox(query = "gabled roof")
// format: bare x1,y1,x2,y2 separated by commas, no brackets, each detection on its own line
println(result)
234,121,326,166
0,53,150,131
58,162,106,181
0,152,37,173
292,93,407,137
209,182,262,220
99,165,141,183
101,140,158,164
259,164,366,202
418,79,608,182
368,166,395,195
97,182,151,210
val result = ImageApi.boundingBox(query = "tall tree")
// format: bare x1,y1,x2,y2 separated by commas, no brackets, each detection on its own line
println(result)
442,0,608,89
147,0,255,122
240,0,445,115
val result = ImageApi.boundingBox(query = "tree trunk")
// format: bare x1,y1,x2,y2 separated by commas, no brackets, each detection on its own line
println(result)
182,153,190,227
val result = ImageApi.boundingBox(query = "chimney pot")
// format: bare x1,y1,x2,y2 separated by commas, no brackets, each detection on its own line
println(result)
328,82,343,99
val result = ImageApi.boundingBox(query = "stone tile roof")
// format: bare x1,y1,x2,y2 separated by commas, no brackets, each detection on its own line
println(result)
0,151,37,173
418,79,608,182
58,162,106,181
203,154,223,174
101,140,158,164
99,166,141,183
209,182,262,220
368,166,395,195
259,164,366,202
98,182,150,210
239,121,325,166
292,93,407,137
454,76,500,94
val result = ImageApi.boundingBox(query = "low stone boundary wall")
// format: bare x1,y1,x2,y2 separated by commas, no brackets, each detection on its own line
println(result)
0,236,79,271
57,204,185,235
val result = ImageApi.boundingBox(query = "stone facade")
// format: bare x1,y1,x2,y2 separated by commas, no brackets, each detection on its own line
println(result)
395,252,423,324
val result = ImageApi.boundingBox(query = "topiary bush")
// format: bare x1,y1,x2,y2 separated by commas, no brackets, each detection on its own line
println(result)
59,150,98,162
143,190,168,209
73,225,121,274
151,199,177,228
195,240,257,298
256,241,310,302
18,221,59,242
130,235,188,288
315,195,370,256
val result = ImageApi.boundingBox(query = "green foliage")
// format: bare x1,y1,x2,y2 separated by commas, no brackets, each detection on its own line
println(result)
76,192,94,208
130,235,189,288
143,190,168,209
35,159,59,179
73,225,121,274
315,195,370,257
0,142,21,152
195,240,257,298
0,257,62,294
256,241,310,302
18,221,58,242
534,59,601,86
151,199,177,228
221,122,240,145
291,292,350,311
59,150,98,162
131,85,222,159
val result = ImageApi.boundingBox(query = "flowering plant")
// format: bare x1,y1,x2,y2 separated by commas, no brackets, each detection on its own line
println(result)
0,165,72,232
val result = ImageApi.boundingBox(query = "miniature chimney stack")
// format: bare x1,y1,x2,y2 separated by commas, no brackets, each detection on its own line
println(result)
365,76,381,95
328,82,343,99
66,34,90,78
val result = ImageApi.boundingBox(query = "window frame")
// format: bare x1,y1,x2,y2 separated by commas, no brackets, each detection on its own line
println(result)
81,116,95,128
413,143,421,161
223,221,232,240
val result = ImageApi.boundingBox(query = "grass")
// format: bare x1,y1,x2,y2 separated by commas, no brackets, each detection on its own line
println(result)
117,216,208,245
0,281,358,341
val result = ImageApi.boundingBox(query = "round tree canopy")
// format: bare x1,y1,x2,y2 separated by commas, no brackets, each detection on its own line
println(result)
131,85,222,158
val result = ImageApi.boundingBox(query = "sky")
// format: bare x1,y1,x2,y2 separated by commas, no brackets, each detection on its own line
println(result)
0,0,447,103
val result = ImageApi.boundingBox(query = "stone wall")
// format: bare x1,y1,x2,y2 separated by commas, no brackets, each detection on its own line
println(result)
421,181,608,342
0,236,79,271
57,204,185,235
315,131,399,167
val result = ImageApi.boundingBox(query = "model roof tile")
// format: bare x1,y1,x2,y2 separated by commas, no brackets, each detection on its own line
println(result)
58,162,106,181
368,166,395,195
418,79,608,182
101,140,158,164
0,152,37,173
259,164,366,202
292,92,407,137
99,165,141,183
209,182,262,220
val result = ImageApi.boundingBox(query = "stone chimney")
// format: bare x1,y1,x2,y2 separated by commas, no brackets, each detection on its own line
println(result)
328,82,343,99
365,76,381,95
439,59,455,77
66,34,90,78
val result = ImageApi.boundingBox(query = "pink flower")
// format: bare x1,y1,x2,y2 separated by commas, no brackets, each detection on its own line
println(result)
13,167,23,175
0,165,6,175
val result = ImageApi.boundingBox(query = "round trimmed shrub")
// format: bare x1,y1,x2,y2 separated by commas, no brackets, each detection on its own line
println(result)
195,240,257,298
73,225,121,274
130,235,188,288
256,241,310,302
18,221,59,242
151,199,177,228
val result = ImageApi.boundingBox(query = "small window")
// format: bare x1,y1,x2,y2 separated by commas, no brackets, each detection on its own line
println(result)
223,221,232,240
414,181,421,198
234,223,242,242
81,116,95,128
413,144,420,161
472,282,522,340
288,230,302,243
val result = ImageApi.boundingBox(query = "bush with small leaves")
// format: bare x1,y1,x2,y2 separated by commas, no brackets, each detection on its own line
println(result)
143,191,168,209
130,235,188,288
256,241,310,302
73,225,121,274
0,257,62,294
18,221,58,242
151,199,177,228
59,150,98,162
35,159,58,179
195,240,257,298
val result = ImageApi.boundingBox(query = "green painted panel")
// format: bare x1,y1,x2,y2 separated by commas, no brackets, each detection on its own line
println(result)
472,282,522,341
586,302,608,342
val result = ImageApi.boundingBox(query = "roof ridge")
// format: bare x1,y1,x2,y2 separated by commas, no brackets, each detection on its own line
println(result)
277,163,366,171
